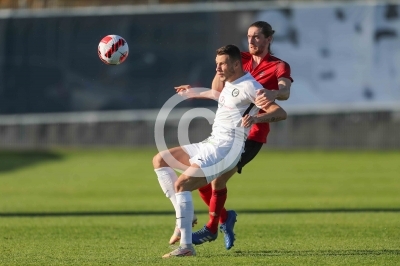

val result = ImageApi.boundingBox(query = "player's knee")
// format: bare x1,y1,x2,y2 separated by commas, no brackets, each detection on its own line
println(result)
213,169,235,189
152,152,167,169
175,174,206,192
213,178,227,190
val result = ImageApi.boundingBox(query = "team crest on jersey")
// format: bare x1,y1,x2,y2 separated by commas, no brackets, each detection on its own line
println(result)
232,88,239,97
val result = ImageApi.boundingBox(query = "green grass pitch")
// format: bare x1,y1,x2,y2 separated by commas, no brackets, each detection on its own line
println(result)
0,149,399,265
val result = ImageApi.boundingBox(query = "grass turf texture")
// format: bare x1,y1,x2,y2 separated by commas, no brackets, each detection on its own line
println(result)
0,149,399,265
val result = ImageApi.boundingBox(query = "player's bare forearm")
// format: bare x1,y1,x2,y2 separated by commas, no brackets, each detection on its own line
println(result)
255,102,287,123
241,104,287,127
254,113,286,123
275,87,290,101
275,77,291,101
199,89,219,100
187,89,219,100
175,85,219,100
255,80,290,109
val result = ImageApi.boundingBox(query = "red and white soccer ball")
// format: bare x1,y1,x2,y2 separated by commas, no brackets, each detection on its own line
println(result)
98,35,129,65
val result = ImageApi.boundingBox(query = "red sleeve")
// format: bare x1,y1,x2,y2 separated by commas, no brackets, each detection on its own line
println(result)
276,61,293,82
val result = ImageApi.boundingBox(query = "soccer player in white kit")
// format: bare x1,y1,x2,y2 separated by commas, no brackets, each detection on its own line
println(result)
152,44,285,257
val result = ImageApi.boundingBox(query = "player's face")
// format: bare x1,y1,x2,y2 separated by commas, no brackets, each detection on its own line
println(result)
247,26,271,56
215,54,237,82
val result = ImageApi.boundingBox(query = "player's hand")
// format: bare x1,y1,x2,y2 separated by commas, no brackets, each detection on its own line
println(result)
255,89,276,110
175,85,194,98
175,85,191,93
241,114,256,127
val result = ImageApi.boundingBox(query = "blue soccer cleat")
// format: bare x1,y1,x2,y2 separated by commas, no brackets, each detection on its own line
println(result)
220,210,237,250
192,225,218,245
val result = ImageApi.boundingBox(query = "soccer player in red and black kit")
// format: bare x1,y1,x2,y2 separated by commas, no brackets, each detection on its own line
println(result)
170,21,293,250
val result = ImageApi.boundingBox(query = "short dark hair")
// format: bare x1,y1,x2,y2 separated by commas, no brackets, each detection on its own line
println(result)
250,21,275,38
216,44,241,62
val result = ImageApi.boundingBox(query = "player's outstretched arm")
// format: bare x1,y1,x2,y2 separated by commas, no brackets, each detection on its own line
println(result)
175,85,219,100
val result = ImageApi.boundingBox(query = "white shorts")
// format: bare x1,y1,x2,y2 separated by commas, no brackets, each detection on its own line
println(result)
182,136,244,183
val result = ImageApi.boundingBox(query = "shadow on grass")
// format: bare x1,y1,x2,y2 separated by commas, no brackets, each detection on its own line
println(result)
233,249,400,256
1,208,400,217
0,150,64,173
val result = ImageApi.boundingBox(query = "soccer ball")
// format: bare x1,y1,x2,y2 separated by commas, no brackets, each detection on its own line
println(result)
98,35,129,65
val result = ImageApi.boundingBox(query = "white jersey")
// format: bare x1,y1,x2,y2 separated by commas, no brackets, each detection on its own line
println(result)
212,72,263,141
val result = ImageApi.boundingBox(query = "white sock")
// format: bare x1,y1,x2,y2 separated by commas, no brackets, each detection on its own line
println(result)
176,191,194,245
155,167,178,213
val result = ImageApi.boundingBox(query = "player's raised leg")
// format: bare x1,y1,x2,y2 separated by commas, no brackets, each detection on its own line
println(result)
153,147,197,244
153,147,190,213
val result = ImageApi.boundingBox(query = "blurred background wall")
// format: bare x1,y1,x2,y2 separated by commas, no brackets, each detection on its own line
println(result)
0,0,399,149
